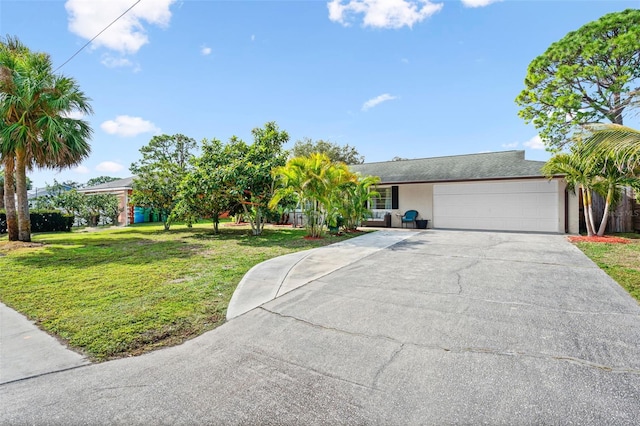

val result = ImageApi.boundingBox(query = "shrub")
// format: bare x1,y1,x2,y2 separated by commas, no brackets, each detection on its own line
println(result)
0,210,74,234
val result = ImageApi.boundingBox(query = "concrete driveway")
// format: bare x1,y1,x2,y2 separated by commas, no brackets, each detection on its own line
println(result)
1,230,639,424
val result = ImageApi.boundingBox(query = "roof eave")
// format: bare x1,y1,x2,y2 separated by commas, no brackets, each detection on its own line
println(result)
375,175,561,185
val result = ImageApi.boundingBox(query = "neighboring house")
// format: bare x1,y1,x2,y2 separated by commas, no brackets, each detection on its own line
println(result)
78,177,134,226
351,150,579,234
27,185,73,209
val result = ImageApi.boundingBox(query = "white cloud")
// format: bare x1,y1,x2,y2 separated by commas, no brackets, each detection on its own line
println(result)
96,161,125,173
362,93,398,111
100,54,134,68
74,165,90,174
251,34,255,42
401,58,409,64
461,0,502,8
501,142,518,149
523,135,545,150
201,46,212,56
328,0,443,29
65,0,176,54
101,115,160,137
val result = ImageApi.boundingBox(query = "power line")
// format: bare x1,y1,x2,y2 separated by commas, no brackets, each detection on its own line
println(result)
54,0,142,73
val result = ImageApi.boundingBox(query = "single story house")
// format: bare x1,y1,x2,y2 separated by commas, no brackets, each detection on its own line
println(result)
351,150,579,234
81,151,580,234
78,177,134,226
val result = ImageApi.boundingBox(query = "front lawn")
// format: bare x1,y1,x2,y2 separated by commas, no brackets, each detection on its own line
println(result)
573,233,640,303
0,223,361,360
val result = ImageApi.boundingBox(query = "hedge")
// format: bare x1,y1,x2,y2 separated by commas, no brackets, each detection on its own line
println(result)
0,210,74,234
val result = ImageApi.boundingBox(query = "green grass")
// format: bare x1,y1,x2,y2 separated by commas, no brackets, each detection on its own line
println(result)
0,223,363,360
574,233,640,303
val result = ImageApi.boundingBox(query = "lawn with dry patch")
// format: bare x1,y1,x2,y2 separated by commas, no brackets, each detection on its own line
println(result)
0,223,363,360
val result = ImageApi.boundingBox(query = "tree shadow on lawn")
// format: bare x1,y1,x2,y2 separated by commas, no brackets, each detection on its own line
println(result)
122,225,309,246
6,226,353,270
4,235,208,269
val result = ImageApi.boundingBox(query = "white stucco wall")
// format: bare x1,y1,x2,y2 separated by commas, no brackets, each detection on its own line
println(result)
566,183,580,234
393,183,433,228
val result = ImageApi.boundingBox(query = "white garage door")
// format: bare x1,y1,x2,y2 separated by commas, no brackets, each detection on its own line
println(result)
433,180,560,232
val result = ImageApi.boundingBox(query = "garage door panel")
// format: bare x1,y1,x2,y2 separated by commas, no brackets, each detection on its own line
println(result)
433,181,559,232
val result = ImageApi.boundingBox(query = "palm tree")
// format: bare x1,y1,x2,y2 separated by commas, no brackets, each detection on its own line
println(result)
271,153,342,238
339,174,380,231
581,124,640,234
1,156,18,241
590,155,639,236
0,36,92,242
0,168,4,209
542,149,598,236
544,139,640,236
581,124,640,171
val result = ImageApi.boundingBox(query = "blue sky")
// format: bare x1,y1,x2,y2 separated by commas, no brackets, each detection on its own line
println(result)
2,0,639,188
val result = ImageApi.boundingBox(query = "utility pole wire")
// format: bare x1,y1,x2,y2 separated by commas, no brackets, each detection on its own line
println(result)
54,0,142,73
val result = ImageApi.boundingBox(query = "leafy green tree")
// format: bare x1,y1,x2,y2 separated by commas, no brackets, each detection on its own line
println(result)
516,9,640,150
271,153,357,238
293,138,364,165
174,138,238,233
82,193,121,226
130,134,196,231
222,122,289,236
84,176,119,188
53,189,86,218
339,174,380,231
0,36,92,242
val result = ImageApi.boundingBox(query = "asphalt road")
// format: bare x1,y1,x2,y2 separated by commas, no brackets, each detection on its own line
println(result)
1,230,639,425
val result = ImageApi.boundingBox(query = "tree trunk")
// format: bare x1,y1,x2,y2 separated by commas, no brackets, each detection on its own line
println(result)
252,207,262,236
596,184,614,236
3,157,19,241
15,150,31,242
582,185,595,236
613,92,623,125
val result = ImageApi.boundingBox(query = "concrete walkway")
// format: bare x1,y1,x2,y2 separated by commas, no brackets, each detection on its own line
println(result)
227,229,421,319
1,230,639,424
0,302,89,384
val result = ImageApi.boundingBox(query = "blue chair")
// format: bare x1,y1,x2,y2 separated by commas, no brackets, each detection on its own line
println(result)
401,210,419,228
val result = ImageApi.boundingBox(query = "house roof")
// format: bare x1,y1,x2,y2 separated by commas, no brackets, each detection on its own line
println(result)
78,176,135,193
350,150,548,184
27,185,73,199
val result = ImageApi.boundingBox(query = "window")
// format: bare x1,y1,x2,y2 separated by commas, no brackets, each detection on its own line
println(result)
371,187,392,210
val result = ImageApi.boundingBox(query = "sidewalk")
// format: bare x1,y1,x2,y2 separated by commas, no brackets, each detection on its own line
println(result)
227,229,421,319
0,302,89,384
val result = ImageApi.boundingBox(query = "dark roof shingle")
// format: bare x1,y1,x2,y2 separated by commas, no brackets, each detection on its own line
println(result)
78,176,135,192
350,151,546,184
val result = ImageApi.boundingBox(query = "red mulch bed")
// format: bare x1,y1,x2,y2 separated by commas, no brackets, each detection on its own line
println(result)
568,235,631,244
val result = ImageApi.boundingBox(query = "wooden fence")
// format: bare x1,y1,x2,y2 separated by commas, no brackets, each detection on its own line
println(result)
589,187,638,233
